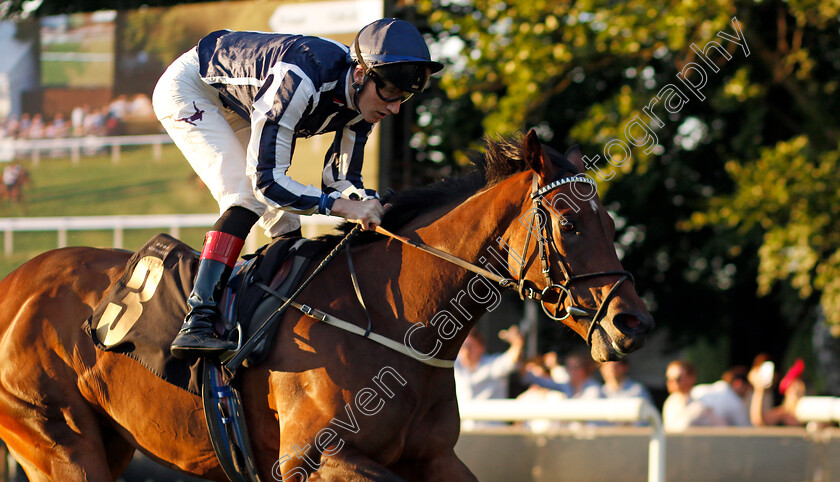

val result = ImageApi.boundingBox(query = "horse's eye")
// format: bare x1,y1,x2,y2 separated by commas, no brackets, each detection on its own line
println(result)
560,219,576,232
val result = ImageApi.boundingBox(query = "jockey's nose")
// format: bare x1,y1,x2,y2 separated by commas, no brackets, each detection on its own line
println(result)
386,101,400,115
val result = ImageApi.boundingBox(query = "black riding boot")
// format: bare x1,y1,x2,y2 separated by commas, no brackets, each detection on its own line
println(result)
171,230,245,359
171,258,237,358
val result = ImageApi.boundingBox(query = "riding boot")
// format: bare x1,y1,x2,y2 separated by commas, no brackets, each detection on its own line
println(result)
171,231,243,359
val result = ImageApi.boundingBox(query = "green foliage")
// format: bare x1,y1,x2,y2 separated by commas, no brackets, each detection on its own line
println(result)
408,0,840,362
690,137,840,326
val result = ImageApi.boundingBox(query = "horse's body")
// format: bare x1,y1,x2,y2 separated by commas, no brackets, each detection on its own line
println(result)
0,131,653,480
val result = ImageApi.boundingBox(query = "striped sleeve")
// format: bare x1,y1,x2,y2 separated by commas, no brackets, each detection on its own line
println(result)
322,120,378,201
247,61,336,215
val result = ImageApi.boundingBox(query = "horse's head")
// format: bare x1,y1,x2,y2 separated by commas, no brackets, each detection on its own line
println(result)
503,130,654,362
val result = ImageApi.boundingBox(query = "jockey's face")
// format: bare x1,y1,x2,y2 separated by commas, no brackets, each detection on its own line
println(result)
352,65,401,123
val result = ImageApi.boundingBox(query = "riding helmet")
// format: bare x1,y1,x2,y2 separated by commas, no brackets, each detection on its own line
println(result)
350,18,444,94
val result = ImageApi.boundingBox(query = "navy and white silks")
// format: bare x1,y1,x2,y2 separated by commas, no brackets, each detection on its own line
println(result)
153,30,378,237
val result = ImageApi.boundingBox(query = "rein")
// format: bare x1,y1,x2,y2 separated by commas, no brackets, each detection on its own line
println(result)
224,173,635,377
375,173,635,349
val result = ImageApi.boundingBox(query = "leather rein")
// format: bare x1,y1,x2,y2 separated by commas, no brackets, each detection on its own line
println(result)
374,173,635,350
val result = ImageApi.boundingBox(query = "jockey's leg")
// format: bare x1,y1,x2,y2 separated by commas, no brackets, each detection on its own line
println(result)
171,206,258,358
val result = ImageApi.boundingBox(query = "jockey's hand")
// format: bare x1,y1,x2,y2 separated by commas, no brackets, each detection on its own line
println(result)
331,198,389,231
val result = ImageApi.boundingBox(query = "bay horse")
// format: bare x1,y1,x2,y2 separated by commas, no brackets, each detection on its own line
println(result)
0,130,653,481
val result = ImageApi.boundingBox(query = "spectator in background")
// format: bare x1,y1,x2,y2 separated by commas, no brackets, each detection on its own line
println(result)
455,325,524,430
691,366,751,427
83,108,106,137
543,351,570,384
749,358,806,426
515,354,569,432
128,93,155,120
663,360,725,431
4,114,20,138
18,113,31,138
27,114,44,139
600,358,653,403
455,325,524,402
51,113,68,138
560,351,603,399
521,350,602,399
721,365,754,417
71,105,88,136
108,94,130,120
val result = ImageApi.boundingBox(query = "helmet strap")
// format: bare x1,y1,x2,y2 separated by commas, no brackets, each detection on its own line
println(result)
351,73,368,112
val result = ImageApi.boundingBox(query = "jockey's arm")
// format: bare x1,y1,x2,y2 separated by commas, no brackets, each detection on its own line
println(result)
320,123,384,230
248,123,333,216
247,123,385,231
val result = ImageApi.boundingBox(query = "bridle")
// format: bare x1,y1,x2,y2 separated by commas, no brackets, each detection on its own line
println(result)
375,173,635,348
520,174,634,347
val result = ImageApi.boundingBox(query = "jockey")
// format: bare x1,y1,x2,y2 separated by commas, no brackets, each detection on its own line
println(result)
153,18,443,359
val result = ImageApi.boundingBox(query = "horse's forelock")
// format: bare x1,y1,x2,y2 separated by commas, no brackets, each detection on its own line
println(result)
479,134,579,185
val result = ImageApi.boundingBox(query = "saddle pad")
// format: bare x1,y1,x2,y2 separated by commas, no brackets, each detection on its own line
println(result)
229,237,319,367
83,233,203,394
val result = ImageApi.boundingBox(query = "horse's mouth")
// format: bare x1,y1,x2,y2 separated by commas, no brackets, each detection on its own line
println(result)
589,318,651,362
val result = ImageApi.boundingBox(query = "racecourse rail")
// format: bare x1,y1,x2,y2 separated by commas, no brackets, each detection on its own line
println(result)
0,214,342,256
0,134,173,164
460,398,664,482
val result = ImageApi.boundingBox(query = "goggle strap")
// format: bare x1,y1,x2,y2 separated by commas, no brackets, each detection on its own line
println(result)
353,30,370,73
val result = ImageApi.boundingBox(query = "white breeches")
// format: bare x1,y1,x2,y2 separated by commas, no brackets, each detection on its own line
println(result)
151,48,300,237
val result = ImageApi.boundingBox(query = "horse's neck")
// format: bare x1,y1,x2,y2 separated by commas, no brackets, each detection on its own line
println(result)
392,175,529,359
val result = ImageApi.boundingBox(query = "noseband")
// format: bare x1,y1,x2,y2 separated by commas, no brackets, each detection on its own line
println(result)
518,174,634,347
373,173,635,348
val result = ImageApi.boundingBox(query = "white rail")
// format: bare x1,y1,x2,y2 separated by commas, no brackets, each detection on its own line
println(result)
459,398,665,482
795,396,840,423
0,214,342,255
0,134,174,165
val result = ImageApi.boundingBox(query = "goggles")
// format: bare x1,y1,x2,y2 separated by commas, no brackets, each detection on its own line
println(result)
368,71,414,104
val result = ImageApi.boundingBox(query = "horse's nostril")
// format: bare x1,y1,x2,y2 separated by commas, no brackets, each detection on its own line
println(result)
622,316,641,329
614,312,651,333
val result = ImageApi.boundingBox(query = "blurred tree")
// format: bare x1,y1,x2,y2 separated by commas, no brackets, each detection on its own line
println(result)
408,0,840,377
7,0,840,386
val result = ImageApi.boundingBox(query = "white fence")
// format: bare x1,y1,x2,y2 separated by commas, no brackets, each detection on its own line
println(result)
0,213,343,255
459,398,665,482
0,134,173,165
796,397,840,423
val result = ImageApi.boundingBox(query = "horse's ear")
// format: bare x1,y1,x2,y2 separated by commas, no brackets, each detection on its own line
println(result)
524,129,556,181
565,145,585,173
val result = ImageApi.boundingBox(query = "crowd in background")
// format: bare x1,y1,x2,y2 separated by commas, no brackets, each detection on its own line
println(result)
0,93,155,140
455,325,809,432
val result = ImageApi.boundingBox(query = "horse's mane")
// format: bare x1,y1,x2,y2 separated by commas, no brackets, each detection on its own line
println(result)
313,133,578,249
